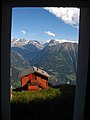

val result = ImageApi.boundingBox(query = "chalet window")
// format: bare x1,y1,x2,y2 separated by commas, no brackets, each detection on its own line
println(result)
32,73,37,80
35,76,37,80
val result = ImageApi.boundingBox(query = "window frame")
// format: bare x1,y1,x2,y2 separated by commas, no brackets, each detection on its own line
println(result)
1,1,90,120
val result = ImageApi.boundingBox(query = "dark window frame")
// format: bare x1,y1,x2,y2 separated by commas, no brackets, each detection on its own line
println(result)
1,1,90,120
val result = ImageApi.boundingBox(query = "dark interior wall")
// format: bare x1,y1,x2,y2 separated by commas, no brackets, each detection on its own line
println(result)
1,1,90,120
73,8,90,120
1,1,12,120
10,0,90,7
83,9,90,120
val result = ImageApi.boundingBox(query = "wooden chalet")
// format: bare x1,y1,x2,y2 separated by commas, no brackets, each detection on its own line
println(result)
19,66,50,91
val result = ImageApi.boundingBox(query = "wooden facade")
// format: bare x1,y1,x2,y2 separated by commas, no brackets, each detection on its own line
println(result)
19,66,50,91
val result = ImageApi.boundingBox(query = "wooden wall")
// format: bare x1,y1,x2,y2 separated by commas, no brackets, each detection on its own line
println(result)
21,73,48,90
21,76,29,87
28,85,39,91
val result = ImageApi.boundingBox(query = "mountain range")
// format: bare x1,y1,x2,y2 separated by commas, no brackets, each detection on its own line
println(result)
11,38,78,86
11,38,44,63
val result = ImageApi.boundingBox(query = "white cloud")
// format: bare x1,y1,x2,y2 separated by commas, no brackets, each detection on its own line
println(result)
21,30,26,35
46,39,78,43
44,7,80,28
45,31,55,36
55,39,78,43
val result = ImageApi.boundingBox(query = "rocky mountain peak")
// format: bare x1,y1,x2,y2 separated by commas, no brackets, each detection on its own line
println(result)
11,38,44,49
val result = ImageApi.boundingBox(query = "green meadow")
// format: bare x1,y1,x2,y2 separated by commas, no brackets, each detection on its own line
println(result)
11,84,76,120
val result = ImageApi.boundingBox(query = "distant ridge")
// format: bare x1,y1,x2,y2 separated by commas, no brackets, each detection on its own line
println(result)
11,38,78,86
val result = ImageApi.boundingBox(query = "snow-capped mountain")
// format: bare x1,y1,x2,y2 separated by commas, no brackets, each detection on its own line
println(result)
44,39,78,47
11,38,44,64
11,38,30,47
11,38,44,49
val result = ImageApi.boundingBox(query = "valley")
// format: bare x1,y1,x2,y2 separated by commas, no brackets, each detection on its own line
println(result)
11,38,78,88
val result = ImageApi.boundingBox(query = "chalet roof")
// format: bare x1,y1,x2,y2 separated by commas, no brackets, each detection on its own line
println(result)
33,66,50,78
19,66,50,78
18,67,34,78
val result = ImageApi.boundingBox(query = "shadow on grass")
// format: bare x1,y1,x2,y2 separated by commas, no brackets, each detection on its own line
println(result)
11,84,76,120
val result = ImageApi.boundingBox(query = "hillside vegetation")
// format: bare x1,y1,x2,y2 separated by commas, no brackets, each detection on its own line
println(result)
11,39,78,87
11,84,76,120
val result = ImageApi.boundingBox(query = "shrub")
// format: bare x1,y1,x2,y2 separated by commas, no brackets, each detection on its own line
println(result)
11,88,60,103
11,85,76,120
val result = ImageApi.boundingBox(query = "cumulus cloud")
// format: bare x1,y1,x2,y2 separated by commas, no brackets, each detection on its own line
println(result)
45,30,55,36
21,30,26,35
44,7,80,28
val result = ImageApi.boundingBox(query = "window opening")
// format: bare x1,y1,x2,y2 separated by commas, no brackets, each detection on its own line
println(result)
10,7,80,120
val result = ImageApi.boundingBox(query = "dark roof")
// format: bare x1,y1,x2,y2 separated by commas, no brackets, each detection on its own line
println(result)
19,66,50,78
18,67,34,78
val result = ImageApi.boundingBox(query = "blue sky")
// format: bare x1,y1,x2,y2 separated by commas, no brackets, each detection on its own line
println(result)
11,7,80,44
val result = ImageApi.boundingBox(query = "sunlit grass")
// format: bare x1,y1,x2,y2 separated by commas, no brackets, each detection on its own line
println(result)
11,88,61,103
11,84,76,120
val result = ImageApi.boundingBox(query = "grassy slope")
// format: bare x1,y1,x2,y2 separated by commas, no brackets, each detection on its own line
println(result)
11,84,76,120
